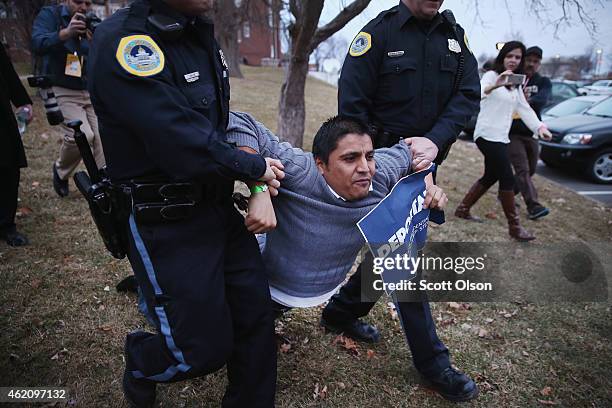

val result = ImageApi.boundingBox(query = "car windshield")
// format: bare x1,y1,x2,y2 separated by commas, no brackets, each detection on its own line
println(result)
585,97,612,117
545,99,592,117
592,80,611,87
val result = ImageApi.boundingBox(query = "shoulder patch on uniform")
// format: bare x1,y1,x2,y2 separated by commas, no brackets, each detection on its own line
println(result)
463,32,473,54
349,32,372,57
115,34,165,77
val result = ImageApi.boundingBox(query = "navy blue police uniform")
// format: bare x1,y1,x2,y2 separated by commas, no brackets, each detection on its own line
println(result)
87,0,276,406
338,1,480,155
322,1,480,401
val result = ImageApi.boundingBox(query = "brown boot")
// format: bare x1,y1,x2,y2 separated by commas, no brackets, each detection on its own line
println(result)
498,190,535,241
455,181,488,221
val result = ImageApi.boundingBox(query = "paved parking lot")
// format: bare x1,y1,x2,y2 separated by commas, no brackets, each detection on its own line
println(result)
537,161,612,206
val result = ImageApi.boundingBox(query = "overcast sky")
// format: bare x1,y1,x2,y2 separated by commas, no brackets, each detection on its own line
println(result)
319,0,612,70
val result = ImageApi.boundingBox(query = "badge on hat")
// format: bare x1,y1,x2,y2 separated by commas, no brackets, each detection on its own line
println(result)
116,35,165,77
448,39,461,53
350,32,372,57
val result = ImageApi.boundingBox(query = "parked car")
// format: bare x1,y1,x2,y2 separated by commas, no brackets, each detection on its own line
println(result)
542,95,608,122
550,81,581,105
461,80,580,138
583,80,612,95
540,96,612,184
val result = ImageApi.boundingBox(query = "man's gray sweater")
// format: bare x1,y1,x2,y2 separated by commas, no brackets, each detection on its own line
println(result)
227,112,412,298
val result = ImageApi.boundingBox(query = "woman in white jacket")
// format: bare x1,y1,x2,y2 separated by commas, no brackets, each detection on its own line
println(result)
455,41,552,241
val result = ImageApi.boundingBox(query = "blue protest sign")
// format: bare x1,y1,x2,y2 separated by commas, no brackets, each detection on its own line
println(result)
357,165,442,294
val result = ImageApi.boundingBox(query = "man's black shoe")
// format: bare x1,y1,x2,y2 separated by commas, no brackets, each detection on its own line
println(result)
123,331,156,407
422,367,479,402
52,164,69,197
116,275,139,293
528,206,550,220
320,317,380,343
123,369,156,408
1,228,29,247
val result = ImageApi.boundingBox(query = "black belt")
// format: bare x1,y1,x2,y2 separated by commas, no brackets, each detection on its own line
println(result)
125,180,232,224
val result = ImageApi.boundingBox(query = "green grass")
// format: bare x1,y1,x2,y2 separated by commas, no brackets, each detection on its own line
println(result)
0,66,611,407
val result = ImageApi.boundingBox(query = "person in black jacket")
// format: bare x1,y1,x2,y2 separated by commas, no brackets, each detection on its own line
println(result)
0,42,33,246
508,46,551,220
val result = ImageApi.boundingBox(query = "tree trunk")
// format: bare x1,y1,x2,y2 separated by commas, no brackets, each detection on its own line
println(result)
278,54,309,147
277,0,373,147
277,0,324,146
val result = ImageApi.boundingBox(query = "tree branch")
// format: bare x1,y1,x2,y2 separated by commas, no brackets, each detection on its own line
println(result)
310,0,372,51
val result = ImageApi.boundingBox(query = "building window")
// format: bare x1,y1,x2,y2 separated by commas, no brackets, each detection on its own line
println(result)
243,22,250,39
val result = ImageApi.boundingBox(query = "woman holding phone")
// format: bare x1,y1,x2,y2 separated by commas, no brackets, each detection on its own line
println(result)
455,41,552,241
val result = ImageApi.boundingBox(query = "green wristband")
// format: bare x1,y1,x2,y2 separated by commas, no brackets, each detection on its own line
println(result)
250,184,268,194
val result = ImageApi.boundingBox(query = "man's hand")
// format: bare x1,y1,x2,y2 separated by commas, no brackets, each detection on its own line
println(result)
423,173,447,209
259,158,285,195
59,13,87,40
404,137,439,171
245,189,277,234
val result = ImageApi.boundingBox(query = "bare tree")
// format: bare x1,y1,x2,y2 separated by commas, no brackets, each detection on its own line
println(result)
469,0,603,39
277,0,372,147
573,46,594,77
213,0,250,78
312,35,347,71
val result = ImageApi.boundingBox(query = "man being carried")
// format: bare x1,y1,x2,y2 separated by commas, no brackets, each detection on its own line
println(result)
228,112,479,402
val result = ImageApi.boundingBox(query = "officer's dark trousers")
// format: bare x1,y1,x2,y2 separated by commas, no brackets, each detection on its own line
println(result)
125,201,276,407
322,265,450,377
0,166,20,234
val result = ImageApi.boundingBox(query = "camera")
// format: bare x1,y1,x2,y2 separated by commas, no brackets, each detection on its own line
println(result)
76,11,102,32
27,75,64,126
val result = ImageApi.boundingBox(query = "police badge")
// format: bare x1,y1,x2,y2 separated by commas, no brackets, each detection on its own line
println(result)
448,39,461,53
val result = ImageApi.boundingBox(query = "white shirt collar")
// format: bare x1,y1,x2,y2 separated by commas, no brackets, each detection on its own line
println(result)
326,182,373,202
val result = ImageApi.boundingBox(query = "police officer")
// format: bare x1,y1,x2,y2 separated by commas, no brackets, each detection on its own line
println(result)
87,0,281,406
321,0,480,402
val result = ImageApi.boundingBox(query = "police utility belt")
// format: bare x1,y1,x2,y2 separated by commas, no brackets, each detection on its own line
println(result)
369,125,452,165
127,180,198,223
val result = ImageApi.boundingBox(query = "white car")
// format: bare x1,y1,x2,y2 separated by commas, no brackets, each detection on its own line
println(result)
583,80,612,95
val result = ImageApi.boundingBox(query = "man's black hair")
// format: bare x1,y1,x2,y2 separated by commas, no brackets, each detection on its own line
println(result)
312,116,370,164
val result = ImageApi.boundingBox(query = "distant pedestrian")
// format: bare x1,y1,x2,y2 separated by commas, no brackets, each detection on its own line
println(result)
509,46,551,220
0,42,33,246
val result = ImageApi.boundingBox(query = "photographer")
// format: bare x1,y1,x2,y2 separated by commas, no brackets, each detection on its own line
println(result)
32,0,104,198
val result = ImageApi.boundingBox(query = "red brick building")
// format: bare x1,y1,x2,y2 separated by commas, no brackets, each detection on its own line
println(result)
237,0,282,66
